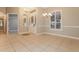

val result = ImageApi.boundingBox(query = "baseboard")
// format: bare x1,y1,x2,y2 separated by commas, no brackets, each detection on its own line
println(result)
19,32,79,40
37,32,79,40
36,32,47,35
45,32,79,40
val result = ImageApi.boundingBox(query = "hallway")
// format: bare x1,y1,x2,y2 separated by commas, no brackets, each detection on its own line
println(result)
0,33,79,52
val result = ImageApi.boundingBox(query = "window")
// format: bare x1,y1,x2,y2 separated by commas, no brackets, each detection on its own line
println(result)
50,11,62,30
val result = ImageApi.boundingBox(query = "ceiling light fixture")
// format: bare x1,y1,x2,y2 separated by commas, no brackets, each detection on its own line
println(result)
42,13,52,16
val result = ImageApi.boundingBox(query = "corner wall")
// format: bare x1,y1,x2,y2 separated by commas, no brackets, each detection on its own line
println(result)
44,7,79,38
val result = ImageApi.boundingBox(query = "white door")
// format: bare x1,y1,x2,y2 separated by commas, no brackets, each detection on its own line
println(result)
23,16,30,33
8,14,18,33
21,15,36,34
30,16,36,34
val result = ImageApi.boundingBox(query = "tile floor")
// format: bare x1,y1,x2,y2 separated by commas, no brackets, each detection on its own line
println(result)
0,33,79,52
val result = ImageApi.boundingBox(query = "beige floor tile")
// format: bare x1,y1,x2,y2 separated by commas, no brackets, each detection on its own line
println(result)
0,33,79,52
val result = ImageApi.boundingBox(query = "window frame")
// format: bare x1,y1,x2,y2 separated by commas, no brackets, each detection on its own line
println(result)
49,10,63,31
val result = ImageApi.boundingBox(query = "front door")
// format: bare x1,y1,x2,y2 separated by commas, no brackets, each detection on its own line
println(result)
8,14,18,33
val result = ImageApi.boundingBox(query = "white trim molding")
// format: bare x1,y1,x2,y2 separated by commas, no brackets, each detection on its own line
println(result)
45,32,79,40
37,32,79,40
64,26,79,28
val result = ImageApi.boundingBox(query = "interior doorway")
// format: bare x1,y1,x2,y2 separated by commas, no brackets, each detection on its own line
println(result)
30,15,36,34
22,15,37,35
7,13,18,34
0,16,6,34
23,15,30,34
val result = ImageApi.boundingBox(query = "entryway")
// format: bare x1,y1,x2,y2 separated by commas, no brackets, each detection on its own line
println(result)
7,13,18,34
22,15,37,35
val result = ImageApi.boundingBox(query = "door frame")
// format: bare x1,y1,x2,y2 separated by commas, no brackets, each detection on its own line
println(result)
0,15,5,32
30,15,37,34
7,13,19,34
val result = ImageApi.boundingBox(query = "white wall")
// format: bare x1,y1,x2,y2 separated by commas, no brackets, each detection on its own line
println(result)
43,7,79,38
